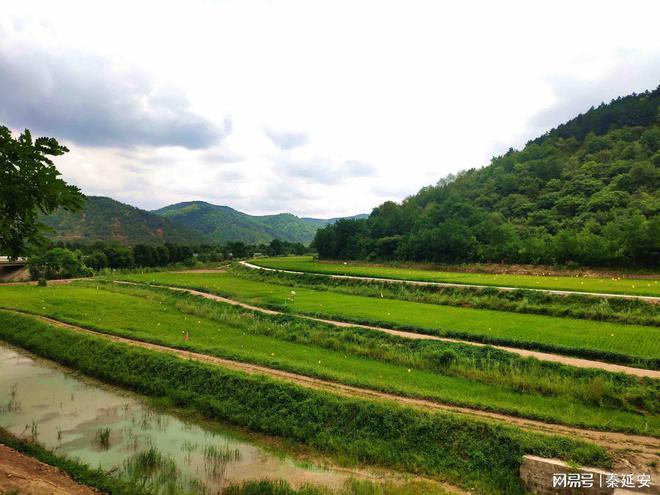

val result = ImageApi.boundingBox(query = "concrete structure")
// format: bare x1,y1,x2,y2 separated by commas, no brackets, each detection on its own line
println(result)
0,256,29,282
521,456,655,494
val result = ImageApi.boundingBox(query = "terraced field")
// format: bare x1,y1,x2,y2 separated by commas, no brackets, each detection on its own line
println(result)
250,256,660,297
116,270,660,367
1,264,658,495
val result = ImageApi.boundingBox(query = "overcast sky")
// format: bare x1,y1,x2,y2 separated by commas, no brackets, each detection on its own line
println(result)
2,1,659,217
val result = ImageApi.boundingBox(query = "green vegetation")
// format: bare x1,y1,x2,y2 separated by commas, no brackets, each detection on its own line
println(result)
27,247,92,280
0,427,453,495
0,310,611,494
21,241,199,280
232,264,660,326
0,282,657,434
41,196,207,245
0,125,84,258
154,200,366,245
116,270,660,368
94,427,112,449
223,479,453,495
252,256,660,297
313,87,660,268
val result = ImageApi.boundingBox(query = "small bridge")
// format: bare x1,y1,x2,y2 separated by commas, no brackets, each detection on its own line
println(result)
0,256,29,282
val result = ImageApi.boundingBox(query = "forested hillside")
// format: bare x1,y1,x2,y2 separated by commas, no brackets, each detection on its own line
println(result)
154,201,365,244
314,87,660,267
41,196,207,245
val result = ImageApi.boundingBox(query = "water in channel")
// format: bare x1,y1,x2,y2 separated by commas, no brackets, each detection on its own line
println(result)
0,344,364,494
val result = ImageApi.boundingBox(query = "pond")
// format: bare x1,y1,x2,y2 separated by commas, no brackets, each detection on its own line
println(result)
0,344,374,494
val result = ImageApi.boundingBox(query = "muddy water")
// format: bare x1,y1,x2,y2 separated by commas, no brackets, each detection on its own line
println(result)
0,345,360,493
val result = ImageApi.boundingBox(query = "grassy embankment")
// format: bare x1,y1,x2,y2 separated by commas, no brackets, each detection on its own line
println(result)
0,310,611,495
0,282,657,435
115,271,660,369
250,257,660,297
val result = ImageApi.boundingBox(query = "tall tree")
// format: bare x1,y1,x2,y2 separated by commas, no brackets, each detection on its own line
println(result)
0,126,84,258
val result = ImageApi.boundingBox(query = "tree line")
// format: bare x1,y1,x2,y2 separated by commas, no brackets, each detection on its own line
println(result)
27,238,310,280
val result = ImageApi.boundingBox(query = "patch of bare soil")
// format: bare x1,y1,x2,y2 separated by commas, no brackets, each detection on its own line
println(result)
0,443,97,495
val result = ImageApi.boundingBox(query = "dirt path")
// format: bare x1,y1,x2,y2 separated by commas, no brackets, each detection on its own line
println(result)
0,442,98,495
114,280,660,379
240,261,660,303
4,308,659,463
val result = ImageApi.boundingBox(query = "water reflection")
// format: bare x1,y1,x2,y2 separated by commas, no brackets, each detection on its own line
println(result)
0,345,355,493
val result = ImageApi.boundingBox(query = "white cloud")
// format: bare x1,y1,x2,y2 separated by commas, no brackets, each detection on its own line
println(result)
264,128,309,150
2,1,659,217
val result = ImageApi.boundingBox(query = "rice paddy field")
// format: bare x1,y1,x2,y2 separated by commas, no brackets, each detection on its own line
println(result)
250,256,660,297
116,270,660,367
1,261,658,495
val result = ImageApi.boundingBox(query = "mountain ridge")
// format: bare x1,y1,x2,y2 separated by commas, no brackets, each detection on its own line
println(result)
41,196,208,246
41,196,366,246
153,200,367,244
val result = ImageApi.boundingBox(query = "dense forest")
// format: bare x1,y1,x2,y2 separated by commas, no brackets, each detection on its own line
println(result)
314,87,660,267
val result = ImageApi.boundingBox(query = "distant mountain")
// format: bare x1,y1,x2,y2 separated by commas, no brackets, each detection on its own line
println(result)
41,196,208,245
153,201,366,244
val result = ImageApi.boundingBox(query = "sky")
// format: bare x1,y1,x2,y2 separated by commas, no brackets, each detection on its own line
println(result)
1,0,659,218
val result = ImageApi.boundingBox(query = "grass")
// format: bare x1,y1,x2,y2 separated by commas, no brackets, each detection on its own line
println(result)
231,264,660,327
113,270,660,368
0,311,611,495
222,479,455,495
0,282,657,435
94,427,112,450
250,257,660,297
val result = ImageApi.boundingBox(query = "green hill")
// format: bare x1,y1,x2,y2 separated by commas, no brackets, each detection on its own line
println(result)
41,196,207,245
314,86,660,267
153,201,366,244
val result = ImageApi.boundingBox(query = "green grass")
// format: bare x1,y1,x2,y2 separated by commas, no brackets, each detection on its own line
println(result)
0,282,657,436
0,310,611,495
114,271,660,368
96,281,659,417
251,257,660,297
222,479,455,495
230,264,660,327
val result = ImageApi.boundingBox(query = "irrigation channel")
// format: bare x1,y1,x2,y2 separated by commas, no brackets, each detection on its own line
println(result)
0,344,419,493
